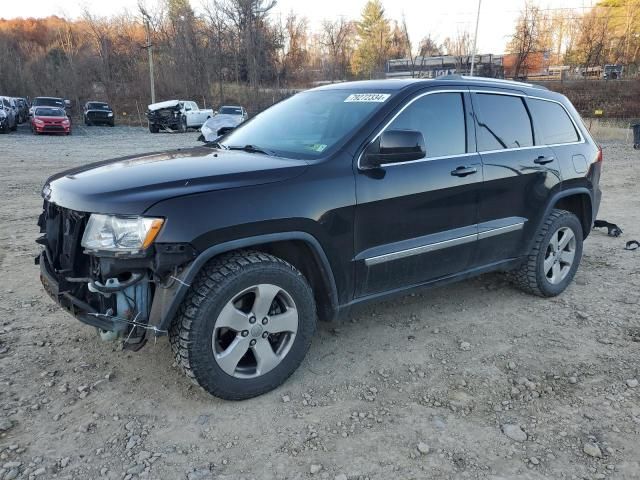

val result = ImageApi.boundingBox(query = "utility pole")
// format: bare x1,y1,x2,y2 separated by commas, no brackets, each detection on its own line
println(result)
143,17,156,104
470,0,482,76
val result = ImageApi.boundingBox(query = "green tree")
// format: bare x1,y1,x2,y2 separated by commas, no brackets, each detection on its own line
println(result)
351,0,391,78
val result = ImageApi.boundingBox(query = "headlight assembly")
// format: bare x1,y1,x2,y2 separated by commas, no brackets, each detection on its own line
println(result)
81,214,164,253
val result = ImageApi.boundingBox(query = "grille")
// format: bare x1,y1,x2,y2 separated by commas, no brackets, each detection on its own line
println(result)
43,125,64,131
87,111,109,120
38,201,89,276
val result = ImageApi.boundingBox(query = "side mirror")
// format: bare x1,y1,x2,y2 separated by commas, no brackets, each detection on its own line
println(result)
361,130,426,169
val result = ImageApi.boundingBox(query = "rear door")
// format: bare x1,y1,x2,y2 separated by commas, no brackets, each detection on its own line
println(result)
471,90,561,265
354,89,483,297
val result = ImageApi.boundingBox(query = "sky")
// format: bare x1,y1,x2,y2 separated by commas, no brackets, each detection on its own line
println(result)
1,0,596,53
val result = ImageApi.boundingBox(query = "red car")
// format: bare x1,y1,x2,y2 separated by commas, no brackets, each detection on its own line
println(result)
31,107,71,135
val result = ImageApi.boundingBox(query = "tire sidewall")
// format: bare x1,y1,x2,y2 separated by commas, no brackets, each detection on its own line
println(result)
186,262,316,398
535,213,583,296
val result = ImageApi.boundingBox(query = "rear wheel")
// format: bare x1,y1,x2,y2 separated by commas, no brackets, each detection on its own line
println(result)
170,250,317,400
511,209,583,297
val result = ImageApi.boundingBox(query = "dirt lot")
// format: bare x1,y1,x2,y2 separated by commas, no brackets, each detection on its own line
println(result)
0,123,639,480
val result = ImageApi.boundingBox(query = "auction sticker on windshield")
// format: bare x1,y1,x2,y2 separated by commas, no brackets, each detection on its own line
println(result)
344,93,391,103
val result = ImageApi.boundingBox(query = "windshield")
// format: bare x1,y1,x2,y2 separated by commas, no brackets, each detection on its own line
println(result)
35,107,65,116
34,98,64,108
221,90,391,159
87,102,110,110
219,106,242,115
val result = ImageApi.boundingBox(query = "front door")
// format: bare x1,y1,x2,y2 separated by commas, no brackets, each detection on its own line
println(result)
354,89,483,297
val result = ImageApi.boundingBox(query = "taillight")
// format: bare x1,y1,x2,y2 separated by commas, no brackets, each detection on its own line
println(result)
596,145,603,163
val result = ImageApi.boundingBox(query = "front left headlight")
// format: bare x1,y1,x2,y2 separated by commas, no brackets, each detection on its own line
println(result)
107,112,113,117
81,214,164,253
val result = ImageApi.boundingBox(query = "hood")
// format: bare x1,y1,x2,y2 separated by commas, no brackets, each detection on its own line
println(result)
148,100,180,111
201,115,245,141
44,147,309,215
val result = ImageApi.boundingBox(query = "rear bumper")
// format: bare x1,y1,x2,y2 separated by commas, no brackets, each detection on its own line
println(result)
38,253,121,332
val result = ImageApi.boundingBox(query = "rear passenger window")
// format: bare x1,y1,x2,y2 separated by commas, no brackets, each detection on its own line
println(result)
388,92,466,158
527,98,579,145
475,94,533,151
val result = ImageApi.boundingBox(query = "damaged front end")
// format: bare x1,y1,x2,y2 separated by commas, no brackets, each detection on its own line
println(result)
36,201,196,350
146,103,182,131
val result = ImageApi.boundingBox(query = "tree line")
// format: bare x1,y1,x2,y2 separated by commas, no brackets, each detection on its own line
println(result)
2,0,637,116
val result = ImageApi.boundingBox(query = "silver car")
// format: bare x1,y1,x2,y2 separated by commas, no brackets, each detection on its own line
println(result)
199,105,248,142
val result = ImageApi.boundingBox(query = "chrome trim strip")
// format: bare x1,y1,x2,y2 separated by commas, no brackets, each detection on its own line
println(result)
364,220,526,266
478,222,524,240
364,233,476,266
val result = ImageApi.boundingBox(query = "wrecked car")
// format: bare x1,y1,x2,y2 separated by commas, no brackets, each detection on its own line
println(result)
199,105,248,142
37,77,601,400
146,100,213,133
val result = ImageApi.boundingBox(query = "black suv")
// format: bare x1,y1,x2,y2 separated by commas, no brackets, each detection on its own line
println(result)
83,101,115,126
36,77,602,400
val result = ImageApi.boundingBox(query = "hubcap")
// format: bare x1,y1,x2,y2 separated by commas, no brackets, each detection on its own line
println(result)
544,227,576,285
212,284,299,379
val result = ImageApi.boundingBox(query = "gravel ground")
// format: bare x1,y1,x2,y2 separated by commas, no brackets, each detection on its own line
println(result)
0,123,639,480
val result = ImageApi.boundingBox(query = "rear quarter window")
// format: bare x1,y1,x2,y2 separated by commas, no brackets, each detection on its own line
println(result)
474,93,533,151
527,98,580,145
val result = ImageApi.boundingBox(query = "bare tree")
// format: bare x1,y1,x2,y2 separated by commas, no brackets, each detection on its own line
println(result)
507,3,543,79
319,17,353,81
443,30,472,73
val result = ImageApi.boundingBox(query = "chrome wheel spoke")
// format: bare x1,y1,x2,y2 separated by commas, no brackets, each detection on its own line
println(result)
550,261,562,284
215,336,250,376
216,302,249,331
252,339,280,375
268,309,298,334
549,232,559,252
558,229,574,250
544,254,555,275
559,249,575,265
252,284,280,317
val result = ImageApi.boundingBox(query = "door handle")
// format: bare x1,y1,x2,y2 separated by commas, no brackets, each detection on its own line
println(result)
451,166,478,177
534,155,555,165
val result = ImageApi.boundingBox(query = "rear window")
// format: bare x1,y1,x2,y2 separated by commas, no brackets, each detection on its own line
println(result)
219,107,242,115
87,102,110,110
34,98,64,108
35,107,65,116
475,94,533,151
527,98,580,145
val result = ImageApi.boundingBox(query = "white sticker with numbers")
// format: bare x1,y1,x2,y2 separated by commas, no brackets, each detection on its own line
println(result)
344,93,391,103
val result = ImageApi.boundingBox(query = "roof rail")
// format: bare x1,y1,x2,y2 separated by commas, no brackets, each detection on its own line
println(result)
438,75,548,90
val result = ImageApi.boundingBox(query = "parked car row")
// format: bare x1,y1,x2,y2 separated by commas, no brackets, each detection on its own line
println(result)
0,95,116,135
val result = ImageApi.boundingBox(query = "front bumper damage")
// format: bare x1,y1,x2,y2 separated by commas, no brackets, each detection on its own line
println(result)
36,201,196,350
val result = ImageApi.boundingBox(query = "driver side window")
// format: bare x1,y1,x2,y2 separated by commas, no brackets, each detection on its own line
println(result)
388,92,467,158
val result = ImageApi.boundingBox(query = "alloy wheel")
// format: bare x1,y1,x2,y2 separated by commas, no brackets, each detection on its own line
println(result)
543,226,576,285
212,284,299,379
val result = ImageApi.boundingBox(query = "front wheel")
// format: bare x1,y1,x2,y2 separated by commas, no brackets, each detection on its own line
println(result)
511,209,583,297
178,116,187,133
170,250,317,400
149,123,159,133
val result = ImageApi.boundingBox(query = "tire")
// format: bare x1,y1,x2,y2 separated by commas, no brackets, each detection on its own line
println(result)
169,250,317,400
179,116,187,133
511,209,583,297
149,123,159,133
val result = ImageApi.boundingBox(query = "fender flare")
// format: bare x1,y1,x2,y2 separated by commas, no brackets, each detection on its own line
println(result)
151,231,339,332
527,187,593,252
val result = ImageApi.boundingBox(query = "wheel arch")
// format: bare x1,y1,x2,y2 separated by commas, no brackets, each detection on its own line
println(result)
153,232,340,332
549,188,593,238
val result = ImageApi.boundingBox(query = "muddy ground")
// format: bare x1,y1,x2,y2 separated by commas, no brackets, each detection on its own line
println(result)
0,124,638,480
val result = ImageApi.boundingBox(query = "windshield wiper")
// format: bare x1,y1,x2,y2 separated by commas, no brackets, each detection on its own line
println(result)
204,141,228,150
227,144,276,156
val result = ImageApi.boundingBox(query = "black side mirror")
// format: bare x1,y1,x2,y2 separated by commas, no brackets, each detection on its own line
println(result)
361,130,426,169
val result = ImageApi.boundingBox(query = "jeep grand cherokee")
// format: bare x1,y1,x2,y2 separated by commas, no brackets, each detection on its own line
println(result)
36,77,602,400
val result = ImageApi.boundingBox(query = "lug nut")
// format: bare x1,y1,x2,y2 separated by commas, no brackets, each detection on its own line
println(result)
250,339,256,346
262,332,269,338
241,330,249,337
249,316,256,324
262,317,268,325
